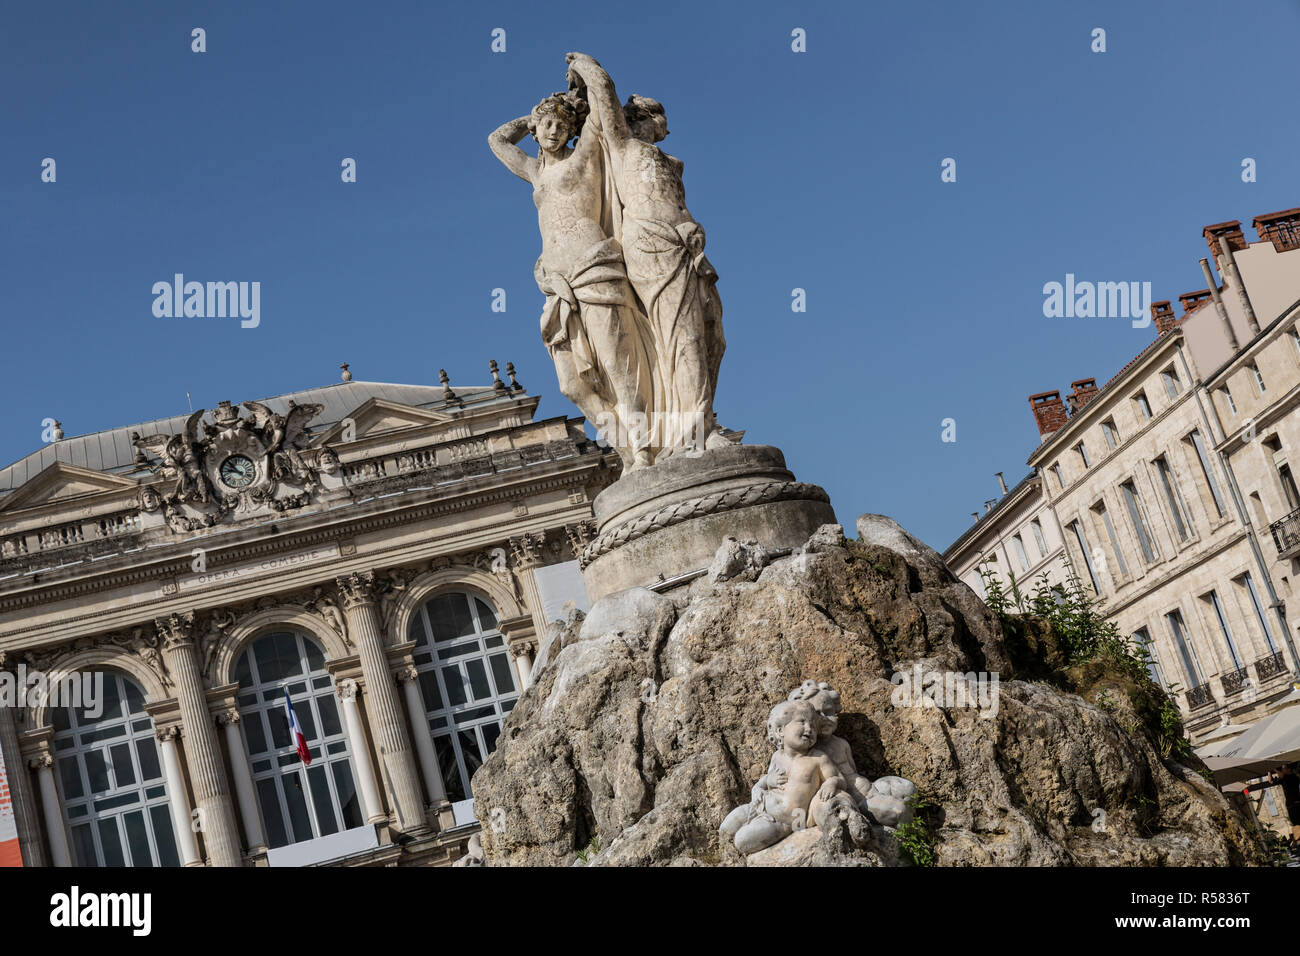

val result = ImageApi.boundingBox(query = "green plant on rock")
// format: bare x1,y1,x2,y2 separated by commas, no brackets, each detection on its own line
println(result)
978,566,1199,770
575,836,600,864
895,793,940,867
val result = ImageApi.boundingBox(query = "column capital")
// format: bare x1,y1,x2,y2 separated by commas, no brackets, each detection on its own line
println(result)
155,611,199,650
563,520,596,558
215,708,241,727
155,723,183,742
336,571,378,610
393,664,419,684
27,751,54,771
508,531,547,570
336,677,361,702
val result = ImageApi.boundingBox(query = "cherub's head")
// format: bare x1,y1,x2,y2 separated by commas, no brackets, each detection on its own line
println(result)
530,92,587,153
789,680,842,740
623,94,668,144
767,699,820,754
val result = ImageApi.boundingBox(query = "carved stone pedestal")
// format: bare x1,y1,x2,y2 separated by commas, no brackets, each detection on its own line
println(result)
579,445,835,601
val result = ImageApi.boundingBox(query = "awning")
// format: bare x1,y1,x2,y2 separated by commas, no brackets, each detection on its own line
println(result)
1203,705,1300,785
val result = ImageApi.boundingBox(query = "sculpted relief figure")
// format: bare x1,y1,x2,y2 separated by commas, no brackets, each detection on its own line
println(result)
489,88,656,470
488,53,731,468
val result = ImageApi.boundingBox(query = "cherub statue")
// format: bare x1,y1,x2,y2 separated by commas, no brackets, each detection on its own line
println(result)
789,679,916,828
719,698,866,855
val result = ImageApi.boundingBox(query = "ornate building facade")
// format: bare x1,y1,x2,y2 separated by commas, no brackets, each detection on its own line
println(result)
0,368,614,866
945,208,1300,760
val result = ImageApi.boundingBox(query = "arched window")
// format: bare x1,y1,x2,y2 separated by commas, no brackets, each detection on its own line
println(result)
407,592,518,802
53,673,180,867
234,631,363,849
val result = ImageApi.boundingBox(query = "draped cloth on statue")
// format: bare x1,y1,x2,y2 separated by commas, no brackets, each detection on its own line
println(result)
621,216,725,454
534,237,658,460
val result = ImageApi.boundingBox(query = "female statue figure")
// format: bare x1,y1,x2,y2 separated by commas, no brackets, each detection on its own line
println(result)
564,53,729,458
488,91,657,469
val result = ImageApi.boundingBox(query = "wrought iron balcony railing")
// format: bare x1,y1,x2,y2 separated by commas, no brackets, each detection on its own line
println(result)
1221,667,1251,696
1186,683,1215,710
1255,650,1288,682
1270,505,1300,560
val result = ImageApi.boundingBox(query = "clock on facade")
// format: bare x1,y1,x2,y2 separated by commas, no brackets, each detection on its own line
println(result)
219,454,257,489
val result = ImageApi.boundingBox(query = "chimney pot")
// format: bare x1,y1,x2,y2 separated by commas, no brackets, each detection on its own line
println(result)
1029,390,1068,439
1066,378,1099,415
1203,220,1247,259
1150,300,1177,334
1178,289,1213,316
1252,207,1300,253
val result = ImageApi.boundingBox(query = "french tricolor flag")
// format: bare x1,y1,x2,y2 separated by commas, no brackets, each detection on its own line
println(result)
284,689,312,766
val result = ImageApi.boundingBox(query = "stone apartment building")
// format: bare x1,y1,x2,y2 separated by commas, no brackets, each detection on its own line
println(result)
0,365,614,867
945,207,1300,748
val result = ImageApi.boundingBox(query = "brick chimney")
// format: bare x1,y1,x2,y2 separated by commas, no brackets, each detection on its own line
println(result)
1151,300,1177,333
1203,220,1247,258
1252,207,1300,253
1179,289,1213,316
1029,390,1068,439
1067,378,1099,414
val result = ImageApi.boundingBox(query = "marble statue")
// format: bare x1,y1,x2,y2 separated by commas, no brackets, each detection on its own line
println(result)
720,681,917,857
489,53,729,469
790,680,916,828
719,697,868,855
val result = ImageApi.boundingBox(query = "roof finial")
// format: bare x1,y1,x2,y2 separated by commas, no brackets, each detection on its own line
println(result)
506,361,522,392
489,358,506,392
50,420,64,441
439,368,457,403
340,363,352,383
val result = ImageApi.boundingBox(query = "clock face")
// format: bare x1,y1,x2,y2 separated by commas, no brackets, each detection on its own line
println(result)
219,454,257,489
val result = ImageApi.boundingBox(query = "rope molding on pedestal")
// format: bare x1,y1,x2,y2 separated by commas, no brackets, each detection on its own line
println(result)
579,480,830,568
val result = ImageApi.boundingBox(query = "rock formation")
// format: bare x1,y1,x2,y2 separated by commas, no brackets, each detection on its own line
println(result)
470,517,1263,866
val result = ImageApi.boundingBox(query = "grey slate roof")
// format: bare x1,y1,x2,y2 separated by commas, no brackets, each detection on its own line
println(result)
0,381,506,497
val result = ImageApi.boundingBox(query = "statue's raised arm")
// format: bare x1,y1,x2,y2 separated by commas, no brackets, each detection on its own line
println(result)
488,115,540,184
565,53,631,147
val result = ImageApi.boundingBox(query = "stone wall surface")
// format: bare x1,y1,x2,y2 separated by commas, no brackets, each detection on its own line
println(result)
472,515,1262,866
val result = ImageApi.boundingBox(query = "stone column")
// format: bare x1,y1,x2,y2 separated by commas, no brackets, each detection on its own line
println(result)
499,615,539,693
395,664,446,804
336,678,386,824
29,751,71,866
156,726,202,866
513,642,536,690
334,574,425,831
155,612,242,867
0,706,46,866
509,531,552,642
217,709,267,855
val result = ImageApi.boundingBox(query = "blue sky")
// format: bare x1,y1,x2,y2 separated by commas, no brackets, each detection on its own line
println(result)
3,0,1298,550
